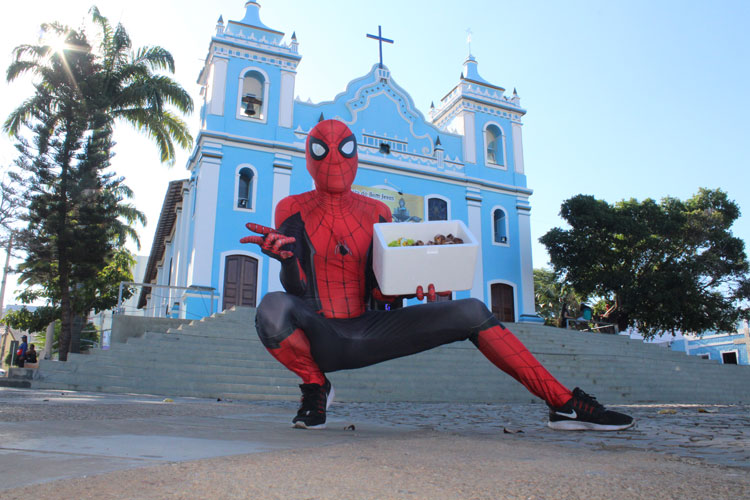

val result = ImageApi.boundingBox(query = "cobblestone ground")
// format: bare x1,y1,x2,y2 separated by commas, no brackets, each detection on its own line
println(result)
1,389,748,469
272,401,750,469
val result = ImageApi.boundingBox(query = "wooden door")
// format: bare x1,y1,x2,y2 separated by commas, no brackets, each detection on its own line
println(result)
491,283,515,322
222,255,258,310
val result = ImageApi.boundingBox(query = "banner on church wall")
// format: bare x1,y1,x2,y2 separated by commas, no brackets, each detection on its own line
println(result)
352,185,424,223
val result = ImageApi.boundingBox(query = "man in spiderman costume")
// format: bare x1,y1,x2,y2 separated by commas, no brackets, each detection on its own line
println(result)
242,119,634,431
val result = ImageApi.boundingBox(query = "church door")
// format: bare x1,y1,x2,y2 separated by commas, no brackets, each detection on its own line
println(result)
222,255,258,311
490,283,515,322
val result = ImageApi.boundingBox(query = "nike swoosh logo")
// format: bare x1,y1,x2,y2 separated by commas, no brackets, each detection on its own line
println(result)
555,409,577,419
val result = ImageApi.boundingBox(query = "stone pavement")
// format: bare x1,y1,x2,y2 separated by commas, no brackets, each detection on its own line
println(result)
0,387,748,499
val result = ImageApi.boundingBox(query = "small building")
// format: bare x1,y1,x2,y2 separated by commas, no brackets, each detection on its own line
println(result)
670,320,750,365
140,1,543,324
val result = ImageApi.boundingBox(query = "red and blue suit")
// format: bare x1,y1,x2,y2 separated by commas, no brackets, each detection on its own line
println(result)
242,119,573,409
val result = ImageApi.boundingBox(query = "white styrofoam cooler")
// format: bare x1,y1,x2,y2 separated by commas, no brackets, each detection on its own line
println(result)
372,220,479,295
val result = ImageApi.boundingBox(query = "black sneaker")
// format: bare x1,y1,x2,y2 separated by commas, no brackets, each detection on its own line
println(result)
292,377,335,430
548,388,635,431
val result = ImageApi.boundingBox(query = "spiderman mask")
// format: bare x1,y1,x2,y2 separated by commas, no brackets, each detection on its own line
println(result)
306,120,358,194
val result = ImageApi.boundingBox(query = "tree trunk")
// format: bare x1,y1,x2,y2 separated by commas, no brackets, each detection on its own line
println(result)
69,314,83,354
557,303,568,328
56,124,75,362
58,271,72,361
614,295,628,333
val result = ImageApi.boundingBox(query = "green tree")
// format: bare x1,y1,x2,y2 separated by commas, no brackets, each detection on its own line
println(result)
5,248,135,356
540,189,750,338
533,268,586,328
4,8,192,360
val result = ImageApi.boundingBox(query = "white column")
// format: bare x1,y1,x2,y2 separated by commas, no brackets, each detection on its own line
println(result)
517,204,536,319
190,157,221,286
176,185,192,288
208,57,228,116
278,70,296,128
466,188,483,301
268,155,293,292
511,122,525,174
462,111,477,164
171,207,184,286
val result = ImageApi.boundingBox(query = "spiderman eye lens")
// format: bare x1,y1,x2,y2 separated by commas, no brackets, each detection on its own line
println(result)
340,139,354,155
312,143,326,156
338,135,357,158
309,137,329,160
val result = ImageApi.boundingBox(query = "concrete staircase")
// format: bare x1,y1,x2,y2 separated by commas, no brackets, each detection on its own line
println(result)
31,307,750,404
0,367,34,388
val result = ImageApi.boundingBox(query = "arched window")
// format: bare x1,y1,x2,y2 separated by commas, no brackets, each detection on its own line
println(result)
237,168,254,209
240,70,265,119
485,124,505,167
234,165,257,212
427,197,448,221
493,208,508,244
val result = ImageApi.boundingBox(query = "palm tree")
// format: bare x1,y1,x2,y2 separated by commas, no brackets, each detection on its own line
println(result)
534,268,586,328
6,7,193,164
4,7,193,360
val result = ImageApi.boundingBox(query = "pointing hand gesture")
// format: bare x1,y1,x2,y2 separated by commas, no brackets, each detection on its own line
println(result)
240,223,296,260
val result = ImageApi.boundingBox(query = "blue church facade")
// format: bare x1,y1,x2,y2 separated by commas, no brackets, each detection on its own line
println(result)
139,1,542,324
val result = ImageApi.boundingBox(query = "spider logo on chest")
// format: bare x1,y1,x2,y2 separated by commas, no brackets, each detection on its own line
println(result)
335,241,350,257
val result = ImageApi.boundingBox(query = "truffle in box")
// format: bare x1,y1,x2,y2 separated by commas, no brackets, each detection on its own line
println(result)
372,220,479,296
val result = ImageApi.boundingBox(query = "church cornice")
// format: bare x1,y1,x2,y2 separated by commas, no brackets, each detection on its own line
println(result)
225,20,284,37
433,97,525,131
432,80,525,125
210,36,301,62
462,78,506,93
188,130,532,199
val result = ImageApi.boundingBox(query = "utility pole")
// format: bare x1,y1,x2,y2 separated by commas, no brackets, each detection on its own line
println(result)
0,232,12,318
0,234,13,370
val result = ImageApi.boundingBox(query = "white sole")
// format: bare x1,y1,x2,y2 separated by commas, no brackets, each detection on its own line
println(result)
326,384,335,409
292,383,335,430
293,421,326,430
548,420,636,431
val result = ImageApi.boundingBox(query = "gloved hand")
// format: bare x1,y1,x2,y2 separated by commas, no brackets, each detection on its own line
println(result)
416,284,452,302
240,223,296,260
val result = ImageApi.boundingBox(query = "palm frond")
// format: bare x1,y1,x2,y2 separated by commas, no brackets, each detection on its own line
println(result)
6,59,43,83
115,108,175,164
4,94,57,136
116,75,194,114
132,46,175,73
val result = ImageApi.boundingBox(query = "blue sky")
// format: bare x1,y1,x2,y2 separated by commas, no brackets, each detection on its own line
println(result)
1,0,749,301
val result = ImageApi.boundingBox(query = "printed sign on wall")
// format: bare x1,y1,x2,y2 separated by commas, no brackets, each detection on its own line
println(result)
352,185,424,223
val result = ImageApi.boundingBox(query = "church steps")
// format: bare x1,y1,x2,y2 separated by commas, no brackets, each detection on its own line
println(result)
31,307,750,403
36,357,293,378
62,343,736,386
33,377,301,401
98,342,270,360
162,326,255,338
86,346,705,375
54,350,740,387
33,370,299,391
